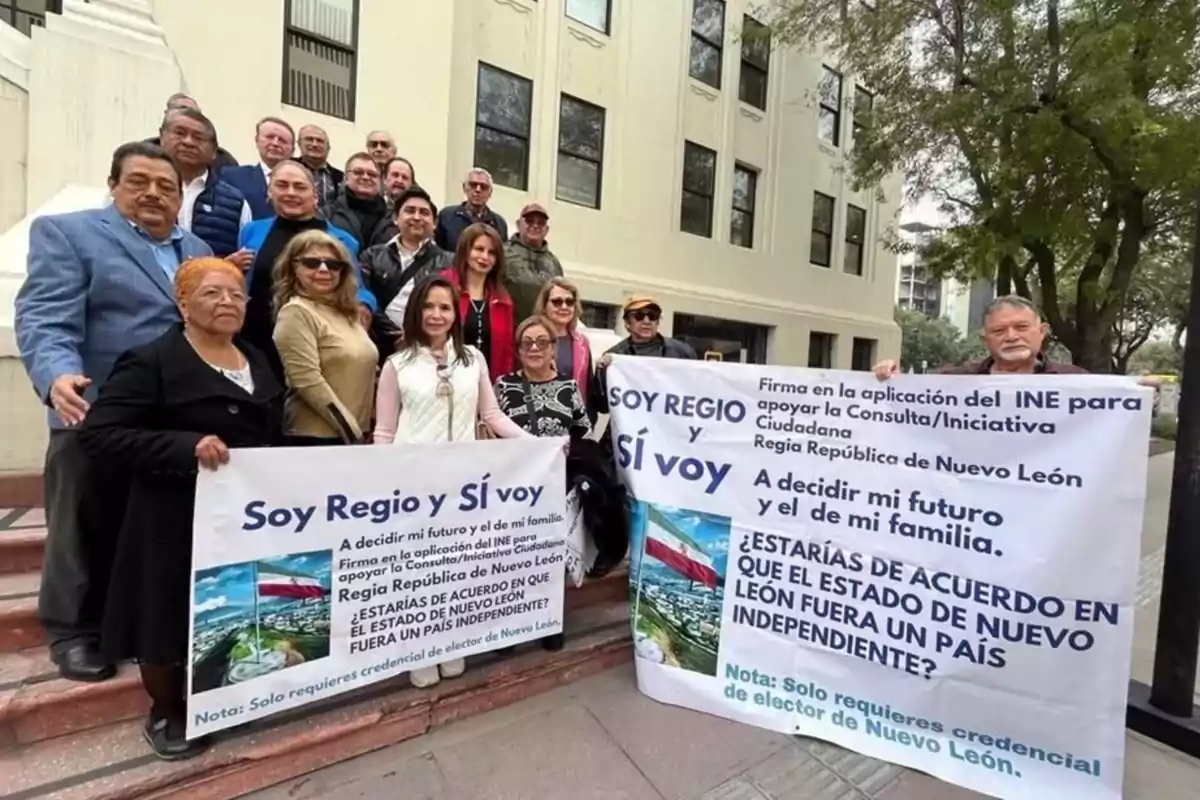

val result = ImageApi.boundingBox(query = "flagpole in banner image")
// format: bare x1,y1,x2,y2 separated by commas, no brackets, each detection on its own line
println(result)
252,560,262,664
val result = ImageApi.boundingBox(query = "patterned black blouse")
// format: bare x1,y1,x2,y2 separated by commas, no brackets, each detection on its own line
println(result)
494,372,592,440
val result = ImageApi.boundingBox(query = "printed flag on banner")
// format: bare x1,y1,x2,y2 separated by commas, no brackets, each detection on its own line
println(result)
256,562,327,600
645,505,720,589
604,355,1152,800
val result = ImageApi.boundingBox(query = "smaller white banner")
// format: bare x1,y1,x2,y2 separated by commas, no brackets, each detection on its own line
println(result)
186,438,566,738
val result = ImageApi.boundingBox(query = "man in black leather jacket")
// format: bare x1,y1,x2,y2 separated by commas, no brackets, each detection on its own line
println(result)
359,187,452,362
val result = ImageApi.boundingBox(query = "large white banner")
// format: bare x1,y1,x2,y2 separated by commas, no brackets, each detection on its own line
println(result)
606,357,1151,800
186,438,566,738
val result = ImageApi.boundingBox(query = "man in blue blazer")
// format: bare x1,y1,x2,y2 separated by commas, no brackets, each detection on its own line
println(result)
14,141,212,682
220,116,296,220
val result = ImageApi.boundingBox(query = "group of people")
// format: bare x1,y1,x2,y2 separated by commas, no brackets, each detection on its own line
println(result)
13,94,699,761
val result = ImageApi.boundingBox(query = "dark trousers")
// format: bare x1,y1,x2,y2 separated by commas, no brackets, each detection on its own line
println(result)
38,429,128,654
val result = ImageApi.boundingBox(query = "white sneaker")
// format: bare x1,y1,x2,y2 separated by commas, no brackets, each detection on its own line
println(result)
410,665,440,688
438,658,466,679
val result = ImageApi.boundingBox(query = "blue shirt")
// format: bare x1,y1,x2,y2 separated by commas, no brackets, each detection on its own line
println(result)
129,220,185,282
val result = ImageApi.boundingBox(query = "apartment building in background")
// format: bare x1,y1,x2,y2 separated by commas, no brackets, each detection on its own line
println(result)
896,220,993,335
0,0,901,471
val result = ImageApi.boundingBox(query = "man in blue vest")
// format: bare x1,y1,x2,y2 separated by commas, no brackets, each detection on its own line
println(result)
159,108,254,270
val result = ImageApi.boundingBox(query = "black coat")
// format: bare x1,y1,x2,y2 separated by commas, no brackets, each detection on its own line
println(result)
78,326,284,664
360,239,452,362
566,438,629,564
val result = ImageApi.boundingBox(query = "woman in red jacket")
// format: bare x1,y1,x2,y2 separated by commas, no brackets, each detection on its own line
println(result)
440,222,515,377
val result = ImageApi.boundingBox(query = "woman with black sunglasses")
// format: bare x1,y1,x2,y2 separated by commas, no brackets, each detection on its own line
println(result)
534,277,597,418
373,274,527,688
272,230,378,445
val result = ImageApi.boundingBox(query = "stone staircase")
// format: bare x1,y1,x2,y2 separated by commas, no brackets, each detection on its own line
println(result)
0,506,633,798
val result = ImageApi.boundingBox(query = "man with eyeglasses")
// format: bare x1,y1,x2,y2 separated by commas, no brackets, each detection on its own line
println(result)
434,167,509,251
157,108,253,267
504,202,564,321
145,93,239,174
297,124,343,211
593,296,697,411
326,152,391,250
365,130,398,175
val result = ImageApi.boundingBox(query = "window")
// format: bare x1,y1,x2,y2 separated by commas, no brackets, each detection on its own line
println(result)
853,87,874,144
810,192,835,267
674,313,770,364
731,165,757,249
556,95,605,209
845,204,867,275
1,0,60,36
474,63,534,191
689,0,725,90
739,16,769,110
818,66,843,145
565,0,610,34
282,0,359,121
809,332,836,368
681,142,717,238
851,338,877,371
580,302,619,331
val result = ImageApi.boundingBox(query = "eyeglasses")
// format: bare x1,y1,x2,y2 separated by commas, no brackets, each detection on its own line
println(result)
548,296,576,309
349,168,380,179
520,337,553,352
628,309,660,322
367,140,392,148
295,257,348,273
467,181,491,191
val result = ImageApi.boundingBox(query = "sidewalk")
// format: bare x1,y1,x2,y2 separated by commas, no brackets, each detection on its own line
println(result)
251,662,1200,800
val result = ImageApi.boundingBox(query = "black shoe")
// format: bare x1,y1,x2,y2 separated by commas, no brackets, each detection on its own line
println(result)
541,634,565,652
52,642,116,682
143,717,210,761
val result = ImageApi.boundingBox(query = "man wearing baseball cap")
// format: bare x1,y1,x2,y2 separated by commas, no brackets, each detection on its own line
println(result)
593,295,697,410
504,202,564,321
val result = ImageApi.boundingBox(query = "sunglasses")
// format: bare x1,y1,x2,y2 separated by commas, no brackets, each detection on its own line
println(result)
467,181,491,191
295,257,348,273
520,337,553,352
628,309,660,322
367,140,391,148
548,296,576,309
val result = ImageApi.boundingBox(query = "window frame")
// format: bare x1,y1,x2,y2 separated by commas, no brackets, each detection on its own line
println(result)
808,332,836,369
810,191,836,267
817,66,843,146
851,337,877,371
564,0,612,36
689,0,726,90
738,15,769,111
280,0,361,122
473,61,535,191
555,93,606,210
730,163,758,249
853,86,874,144
681,141,718,238
844,203,867,275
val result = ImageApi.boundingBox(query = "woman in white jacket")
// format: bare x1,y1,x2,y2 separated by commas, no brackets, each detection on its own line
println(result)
374,274,526,687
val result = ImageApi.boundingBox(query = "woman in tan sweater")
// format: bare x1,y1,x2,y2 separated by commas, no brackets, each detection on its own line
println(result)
272,230,379,445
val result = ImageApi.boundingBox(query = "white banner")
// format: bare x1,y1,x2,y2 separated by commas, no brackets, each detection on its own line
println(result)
186,438,566,738
605,356,1152,800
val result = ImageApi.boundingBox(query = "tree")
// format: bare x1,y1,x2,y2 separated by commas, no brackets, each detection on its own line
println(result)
769,0,1200,372
1128,339,1183,375
895,307,970,372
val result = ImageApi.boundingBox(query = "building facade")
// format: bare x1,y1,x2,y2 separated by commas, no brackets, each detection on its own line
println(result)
896,220,992,336
0,0,900,471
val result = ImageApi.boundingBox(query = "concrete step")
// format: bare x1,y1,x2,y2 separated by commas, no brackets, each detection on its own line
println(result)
0,526,45,577
1,601,632,800
0,568,628,747
0,475,43,509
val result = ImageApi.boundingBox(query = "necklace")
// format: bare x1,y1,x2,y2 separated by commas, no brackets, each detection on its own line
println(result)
470,298,486,351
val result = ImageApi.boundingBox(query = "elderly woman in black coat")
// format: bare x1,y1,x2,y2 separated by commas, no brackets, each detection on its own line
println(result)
79,257,283,761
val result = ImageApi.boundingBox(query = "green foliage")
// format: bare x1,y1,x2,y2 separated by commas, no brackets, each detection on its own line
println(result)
1151,414,1179,441
770,0,1200,372
1129,339,1184,375
895,307,974,372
